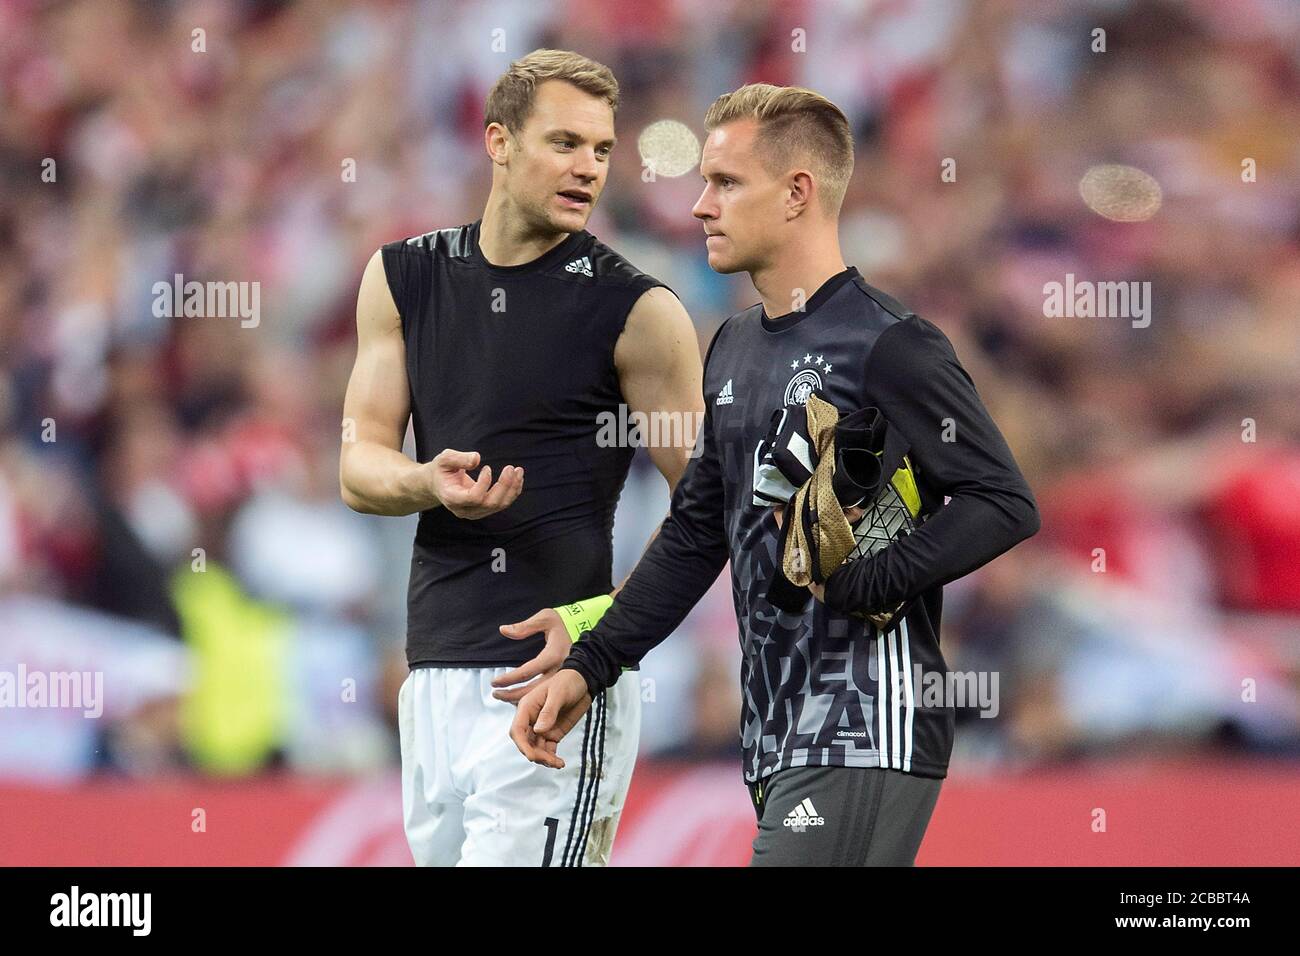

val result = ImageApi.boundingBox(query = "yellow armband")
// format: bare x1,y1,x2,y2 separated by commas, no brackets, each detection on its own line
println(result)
553,594,614,643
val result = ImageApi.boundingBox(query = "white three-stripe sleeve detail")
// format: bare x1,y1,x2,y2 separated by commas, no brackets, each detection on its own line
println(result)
876,627,889,769
901,618,915,773
888,626,902,771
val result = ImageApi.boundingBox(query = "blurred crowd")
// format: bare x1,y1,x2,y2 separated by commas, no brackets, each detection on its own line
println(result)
1,0,1297,781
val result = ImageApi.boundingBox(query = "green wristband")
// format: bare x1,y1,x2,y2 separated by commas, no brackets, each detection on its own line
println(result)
554,594,614,642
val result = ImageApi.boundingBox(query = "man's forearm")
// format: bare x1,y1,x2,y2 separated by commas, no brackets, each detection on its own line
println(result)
824,487,1038,615
577,308,725,692
825,314,1040,615
564,432,727,697
564,510,727,697
340,443,437,516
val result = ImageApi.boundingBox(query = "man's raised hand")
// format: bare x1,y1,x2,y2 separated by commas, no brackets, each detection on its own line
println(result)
430,449,523,519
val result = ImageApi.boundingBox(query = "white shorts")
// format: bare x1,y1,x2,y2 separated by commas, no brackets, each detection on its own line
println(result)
398,666,641,867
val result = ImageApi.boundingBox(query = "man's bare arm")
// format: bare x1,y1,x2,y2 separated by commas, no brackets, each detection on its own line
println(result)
614,286,705,495
340,249,523,518
608,285,704,594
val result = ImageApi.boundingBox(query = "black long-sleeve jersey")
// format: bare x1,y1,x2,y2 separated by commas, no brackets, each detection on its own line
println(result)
563,267,1040,782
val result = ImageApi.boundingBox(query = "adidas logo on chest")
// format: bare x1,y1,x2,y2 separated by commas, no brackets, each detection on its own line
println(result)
564,256,593,277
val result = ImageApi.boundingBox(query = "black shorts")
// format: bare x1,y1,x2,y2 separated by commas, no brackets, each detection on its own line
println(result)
747,765,943,866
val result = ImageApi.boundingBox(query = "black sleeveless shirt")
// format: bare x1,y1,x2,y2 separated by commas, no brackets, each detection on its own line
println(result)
381,220,668,667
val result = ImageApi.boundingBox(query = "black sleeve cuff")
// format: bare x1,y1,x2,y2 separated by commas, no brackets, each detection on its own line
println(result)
823,555,876,616
560,655,606,700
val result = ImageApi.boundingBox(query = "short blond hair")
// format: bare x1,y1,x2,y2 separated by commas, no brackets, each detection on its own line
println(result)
485,49,619,134
704,83,854,215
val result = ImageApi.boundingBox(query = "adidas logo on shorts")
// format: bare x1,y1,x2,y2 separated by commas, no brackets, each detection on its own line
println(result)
782,797,825,832
565,256,593,277
716,379,735,406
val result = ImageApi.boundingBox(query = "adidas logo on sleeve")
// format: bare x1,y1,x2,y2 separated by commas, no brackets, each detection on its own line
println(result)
716,379,735,406
782,798,825,832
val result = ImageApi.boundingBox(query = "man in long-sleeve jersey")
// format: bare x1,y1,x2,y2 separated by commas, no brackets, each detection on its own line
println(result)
341,50,702,866
511,83,1040,866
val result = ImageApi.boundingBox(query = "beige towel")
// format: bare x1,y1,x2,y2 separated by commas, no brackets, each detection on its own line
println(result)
780,393,905,629
781,394,856,585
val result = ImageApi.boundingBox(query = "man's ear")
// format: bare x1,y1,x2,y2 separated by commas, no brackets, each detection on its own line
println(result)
485,122,512,166
786,170,814,220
